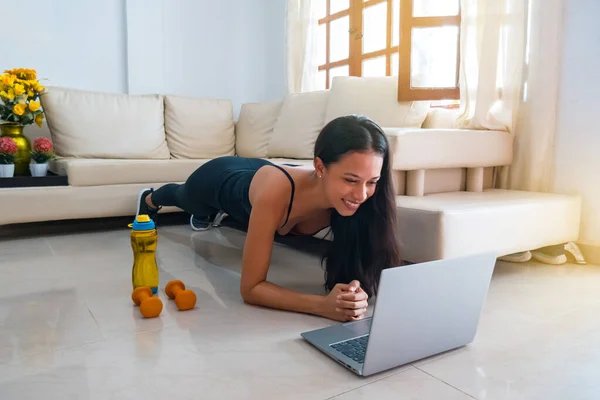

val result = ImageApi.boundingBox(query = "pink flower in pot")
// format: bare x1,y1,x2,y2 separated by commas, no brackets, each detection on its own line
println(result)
30,137,55,164
0,136,18,177
0,136,18,164
29,137,55,177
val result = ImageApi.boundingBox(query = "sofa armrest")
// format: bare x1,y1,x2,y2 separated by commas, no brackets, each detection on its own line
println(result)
384,128,513,171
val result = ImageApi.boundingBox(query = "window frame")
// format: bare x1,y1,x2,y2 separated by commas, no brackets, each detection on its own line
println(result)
316,0,462,102
397,0,461,101
317,2,351,89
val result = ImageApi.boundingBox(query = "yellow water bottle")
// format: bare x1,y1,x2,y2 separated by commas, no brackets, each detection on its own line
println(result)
130,214,159,294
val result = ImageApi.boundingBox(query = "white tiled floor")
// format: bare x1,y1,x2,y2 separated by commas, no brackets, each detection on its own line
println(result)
1,222,599,399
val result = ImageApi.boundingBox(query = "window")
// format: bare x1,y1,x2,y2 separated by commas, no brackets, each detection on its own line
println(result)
316,0,461,102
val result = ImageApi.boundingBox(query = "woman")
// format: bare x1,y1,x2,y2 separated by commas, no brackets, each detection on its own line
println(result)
136,115,401,322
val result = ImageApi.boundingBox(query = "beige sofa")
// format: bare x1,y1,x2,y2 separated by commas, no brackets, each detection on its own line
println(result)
0,76,581,263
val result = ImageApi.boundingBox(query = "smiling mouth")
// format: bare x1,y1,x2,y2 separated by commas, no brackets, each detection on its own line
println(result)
343,199,360,209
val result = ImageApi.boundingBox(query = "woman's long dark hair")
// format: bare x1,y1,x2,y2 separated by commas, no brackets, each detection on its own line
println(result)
316,115,402,298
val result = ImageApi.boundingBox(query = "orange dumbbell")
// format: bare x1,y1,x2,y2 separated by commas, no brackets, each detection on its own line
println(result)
165,280,197,311
132,286,163,318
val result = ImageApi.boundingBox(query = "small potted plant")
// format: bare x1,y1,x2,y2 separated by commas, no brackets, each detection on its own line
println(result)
0,68,46,176
29,137,55,177
0,136,18,177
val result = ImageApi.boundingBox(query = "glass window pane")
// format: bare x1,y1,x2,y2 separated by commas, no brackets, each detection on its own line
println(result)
392,0,400,47
391,52,399,76
315,0,327,19
330,0,350,14
362,56,387,77
362,2,387,54
330,17,350,62
413,0,459,17
329,65,349,87
411,26,458,88
316,70,327,91
317,23,327,66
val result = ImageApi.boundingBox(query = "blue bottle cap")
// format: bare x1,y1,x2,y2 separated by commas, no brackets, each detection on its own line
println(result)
131,214,155,230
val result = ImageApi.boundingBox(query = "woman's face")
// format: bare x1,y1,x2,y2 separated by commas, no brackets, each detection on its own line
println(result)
316,151,384,216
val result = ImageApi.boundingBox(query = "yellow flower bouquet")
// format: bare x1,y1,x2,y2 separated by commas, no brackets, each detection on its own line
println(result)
0,68,45,127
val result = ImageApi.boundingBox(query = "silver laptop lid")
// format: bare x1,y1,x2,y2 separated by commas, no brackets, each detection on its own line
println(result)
362,252,497,376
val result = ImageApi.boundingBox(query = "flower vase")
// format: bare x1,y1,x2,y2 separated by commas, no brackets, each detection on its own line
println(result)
30,162,49,177
0,123,31,176
0,163,15,177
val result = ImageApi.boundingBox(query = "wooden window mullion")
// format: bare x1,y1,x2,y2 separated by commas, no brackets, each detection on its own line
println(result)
386,0,393,75
411,16,460,27
326,0,330,88
363,0,388,8
318,10,351,24
349,0,363,77
398,0,412,98
397,0,461,101
363,47,399,60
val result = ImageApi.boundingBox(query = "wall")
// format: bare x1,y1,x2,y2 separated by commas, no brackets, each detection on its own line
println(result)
3,0,287,117
3,0,128,93
150,0,287,116
554,0,600,245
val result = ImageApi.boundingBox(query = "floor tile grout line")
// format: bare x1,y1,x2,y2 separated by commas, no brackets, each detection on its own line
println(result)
322,367,413,400
45,238,57,257
413,364,478,399
2,324,175,368
2,320,186,368
85,301,102,332
2,338,109,368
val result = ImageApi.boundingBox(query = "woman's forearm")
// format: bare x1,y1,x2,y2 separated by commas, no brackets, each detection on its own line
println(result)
241,281,326,317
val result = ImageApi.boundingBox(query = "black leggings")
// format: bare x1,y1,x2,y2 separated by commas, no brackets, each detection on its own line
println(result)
149,156,272,220
151,182,219,219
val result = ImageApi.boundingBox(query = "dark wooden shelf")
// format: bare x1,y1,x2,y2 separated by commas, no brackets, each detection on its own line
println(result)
0,171,68,188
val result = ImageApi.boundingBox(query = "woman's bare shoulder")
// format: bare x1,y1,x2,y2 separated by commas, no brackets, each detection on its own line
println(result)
249,165,294,207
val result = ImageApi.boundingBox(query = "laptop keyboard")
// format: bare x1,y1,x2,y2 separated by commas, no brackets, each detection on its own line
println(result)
330,335,369,364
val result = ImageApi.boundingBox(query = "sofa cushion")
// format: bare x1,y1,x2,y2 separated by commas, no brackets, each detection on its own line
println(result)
267,90,329,159
324,76,430,128
396,189,581,263
164,95,235,159
51,157,315,187
40,86,170,159
235,101,283,158
421,108,459,129
0,183,185,225
51,158,211,186
384,128,513,170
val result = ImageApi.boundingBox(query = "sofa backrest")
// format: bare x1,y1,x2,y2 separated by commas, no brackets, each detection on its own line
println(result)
36,81,511,199
234,76,512,197
324,76,430,128
235,75,438,160
39,86,235,160
163,94,235,159
40,87,170,159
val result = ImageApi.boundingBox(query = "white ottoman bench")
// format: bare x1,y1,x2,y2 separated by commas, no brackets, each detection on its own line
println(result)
396,189,581,263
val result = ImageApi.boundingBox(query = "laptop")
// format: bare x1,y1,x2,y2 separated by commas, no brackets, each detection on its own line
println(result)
301,252,497,376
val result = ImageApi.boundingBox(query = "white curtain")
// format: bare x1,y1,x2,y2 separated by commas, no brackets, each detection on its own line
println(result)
286,0,320,93
508,0,564,192
458,0,563,192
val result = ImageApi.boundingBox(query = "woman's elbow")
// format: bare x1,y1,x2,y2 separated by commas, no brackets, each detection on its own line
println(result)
240,283,258,304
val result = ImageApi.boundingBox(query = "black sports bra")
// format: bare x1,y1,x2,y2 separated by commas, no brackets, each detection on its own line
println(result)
270,164,295,228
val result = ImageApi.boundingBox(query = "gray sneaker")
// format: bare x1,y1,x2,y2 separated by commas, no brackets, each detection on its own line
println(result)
190,215,212,231
212,211,228,227
190,211,228,231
